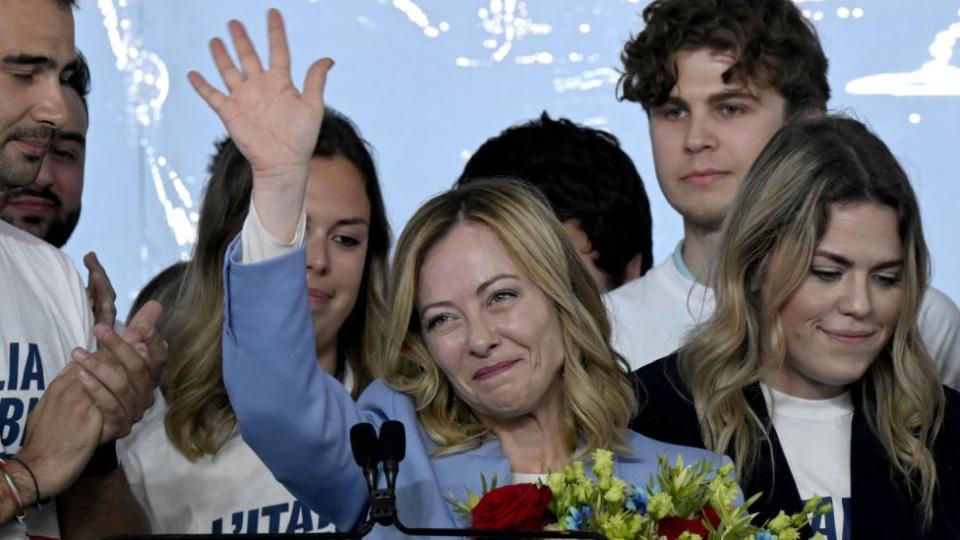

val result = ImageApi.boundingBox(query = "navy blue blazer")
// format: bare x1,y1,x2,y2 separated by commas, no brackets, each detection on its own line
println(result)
631,354,960,539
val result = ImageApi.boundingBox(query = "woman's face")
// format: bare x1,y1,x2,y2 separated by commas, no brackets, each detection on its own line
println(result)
764,201,904,399
417,222,566,423
304,155,371,357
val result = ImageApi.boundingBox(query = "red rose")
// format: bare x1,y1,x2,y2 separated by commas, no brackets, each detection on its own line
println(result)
471,483,553,531
657,506,721,539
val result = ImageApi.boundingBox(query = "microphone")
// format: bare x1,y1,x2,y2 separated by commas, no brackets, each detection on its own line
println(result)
349,423,380,496
378,420,406,493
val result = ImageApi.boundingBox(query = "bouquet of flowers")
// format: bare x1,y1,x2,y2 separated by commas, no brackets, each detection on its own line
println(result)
450,450,828,540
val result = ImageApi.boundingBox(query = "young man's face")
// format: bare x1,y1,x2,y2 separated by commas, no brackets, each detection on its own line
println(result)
649,48,787,233
0,0,76,192
0,87,86,247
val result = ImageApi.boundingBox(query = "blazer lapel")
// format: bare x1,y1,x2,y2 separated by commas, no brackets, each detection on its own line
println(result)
743,384,809,532
431,438,513,528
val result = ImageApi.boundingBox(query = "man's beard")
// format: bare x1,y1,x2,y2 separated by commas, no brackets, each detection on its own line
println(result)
0,127,53,191
0,187,82,248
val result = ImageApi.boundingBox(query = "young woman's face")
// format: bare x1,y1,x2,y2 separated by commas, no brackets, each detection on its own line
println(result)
417,222,566,423
764,202,905,399
304,155,371,357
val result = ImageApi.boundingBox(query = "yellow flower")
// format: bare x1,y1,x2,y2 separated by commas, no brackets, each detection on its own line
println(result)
767,511,792,533
603,478,627,503
646,492,676,520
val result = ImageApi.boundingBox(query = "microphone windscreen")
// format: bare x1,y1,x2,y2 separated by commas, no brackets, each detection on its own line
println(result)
350,422,379,467
379,420,406,461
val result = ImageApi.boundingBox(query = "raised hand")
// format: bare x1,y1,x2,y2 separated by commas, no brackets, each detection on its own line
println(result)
188,9,333,241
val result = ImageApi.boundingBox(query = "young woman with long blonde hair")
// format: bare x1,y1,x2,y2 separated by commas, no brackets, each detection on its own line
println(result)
632,115,960,539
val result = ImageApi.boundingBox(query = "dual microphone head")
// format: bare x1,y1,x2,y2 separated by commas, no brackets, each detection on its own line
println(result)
349,420,406,513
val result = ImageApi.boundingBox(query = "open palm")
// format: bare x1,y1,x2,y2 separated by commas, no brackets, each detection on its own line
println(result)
189,9,331,189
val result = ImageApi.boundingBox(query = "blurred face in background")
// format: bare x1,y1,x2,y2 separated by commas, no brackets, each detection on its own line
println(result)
0,87,86,246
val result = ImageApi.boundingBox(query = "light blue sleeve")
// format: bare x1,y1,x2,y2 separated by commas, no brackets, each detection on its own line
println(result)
220,235,371,531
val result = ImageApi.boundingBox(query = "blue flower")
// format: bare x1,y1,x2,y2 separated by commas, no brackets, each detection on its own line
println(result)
563,505,592,530
755,531,777,540
625,485,649,514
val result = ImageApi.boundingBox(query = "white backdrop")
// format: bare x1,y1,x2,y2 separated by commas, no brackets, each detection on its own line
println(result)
65,0,960,318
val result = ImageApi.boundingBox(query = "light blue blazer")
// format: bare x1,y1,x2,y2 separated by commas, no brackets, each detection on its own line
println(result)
221,238,728,539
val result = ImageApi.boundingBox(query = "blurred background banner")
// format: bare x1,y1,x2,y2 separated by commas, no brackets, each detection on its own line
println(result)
69,0,960,317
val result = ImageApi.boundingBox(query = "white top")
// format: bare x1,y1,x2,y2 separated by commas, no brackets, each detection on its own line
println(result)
762,383,852,540
604,243,960,391
0,220,94,539
117,393,335,533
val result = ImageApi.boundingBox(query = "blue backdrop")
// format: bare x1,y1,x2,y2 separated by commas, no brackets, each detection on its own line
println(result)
66,0,960,317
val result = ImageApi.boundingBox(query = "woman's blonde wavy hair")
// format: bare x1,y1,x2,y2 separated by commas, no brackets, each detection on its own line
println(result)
163,110,391,460
383,179,636,458
679,114,945,524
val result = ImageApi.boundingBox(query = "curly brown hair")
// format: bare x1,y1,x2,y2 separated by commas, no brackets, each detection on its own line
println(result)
618,0,829,116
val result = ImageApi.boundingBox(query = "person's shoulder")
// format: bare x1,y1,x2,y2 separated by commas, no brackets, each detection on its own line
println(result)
920,286,960,317
622,429,718,467
0,219,80,276
604,257,677,307
358,378,419,423
634,354,687,401
942,385,960,430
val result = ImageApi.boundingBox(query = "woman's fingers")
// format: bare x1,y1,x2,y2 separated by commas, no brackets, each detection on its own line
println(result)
302,57,334,110
229,19,265,76
210,36,244,91
187,70,227,113
267,8,291,73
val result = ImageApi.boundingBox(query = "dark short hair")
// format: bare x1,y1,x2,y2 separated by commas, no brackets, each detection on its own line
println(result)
56,0,79,8
66,50,91,113
457,112,653,285
619,0,829,116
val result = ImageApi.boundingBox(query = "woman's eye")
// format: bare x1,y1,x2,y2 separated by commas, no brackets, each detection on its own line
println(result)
426,314,451,331
489,290,518,305
874,273,902,287
811,268,841,282
333,235,361,247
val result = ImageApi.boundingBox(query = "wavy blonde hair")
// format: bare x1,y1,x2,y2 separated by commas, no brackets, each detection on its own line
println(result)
163,111,391,460
383,179,636,458
679,115,944,524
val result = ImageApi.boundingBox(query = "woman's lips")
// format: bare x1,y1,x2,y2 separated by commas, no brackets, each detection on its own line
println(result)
308,288,332,307
820,328,876,344
681,170,729,186
473,359,520,381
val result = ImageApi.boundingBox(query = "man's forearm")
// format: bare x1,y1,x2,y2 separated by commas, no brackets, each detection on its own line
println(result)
58,468,149,539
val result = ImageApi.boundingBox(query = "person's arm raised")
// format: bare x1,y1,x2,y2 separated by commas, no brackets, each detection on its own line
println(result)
187,9,333,242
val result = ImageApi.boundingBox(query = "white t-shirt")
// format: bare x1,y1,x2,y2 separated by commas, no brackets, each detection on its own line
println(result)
605,243,960,390
762,383,852,540
0,220,94,539
117,393,335,533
